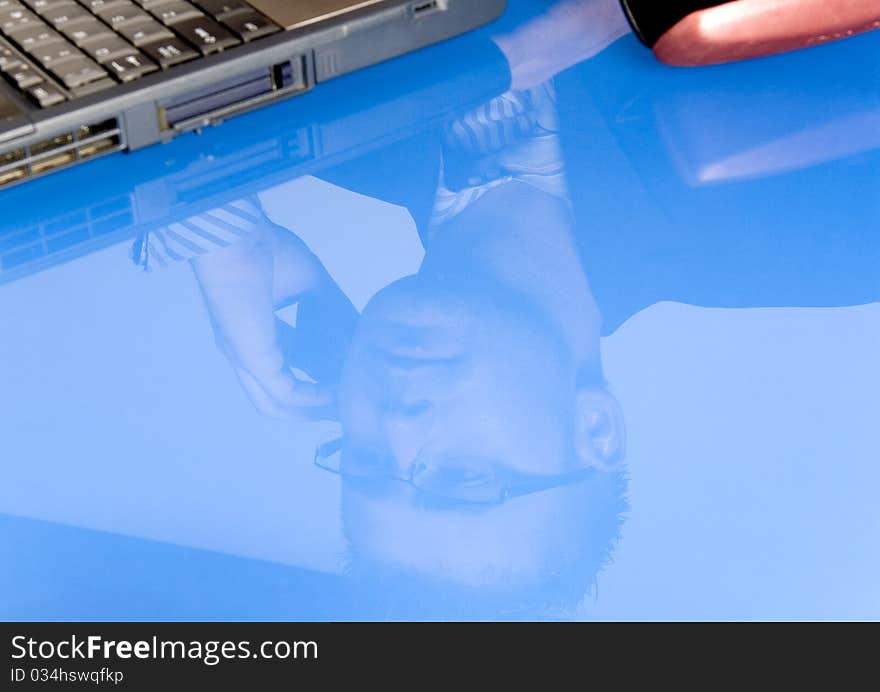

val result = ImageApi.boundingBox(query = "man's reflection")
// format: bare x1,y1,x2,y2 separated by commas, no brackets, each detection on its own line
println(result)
336,104,627,615
135,48,630,619
132,0,878,618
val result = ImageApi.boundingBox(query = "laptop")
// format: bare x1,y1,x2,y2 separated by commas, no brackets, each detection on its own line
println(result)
0,21,509,280
0,0,506,190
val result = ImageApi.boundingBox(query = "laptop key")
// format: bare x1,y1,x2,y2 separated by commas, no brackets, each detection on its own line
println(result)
50,54,107,88
1,7,40,34
62,18,114,45
79,0,129,11
140,35,196,67
40,3,95,31
132,0,177,8
22,0,71,12
26,79,65,106
4,61,43,88
116,17,173,45
104,49,156,81
0,54,21,72
149,0,203,25
0,39,21,68
193,0,250,20
96,3,151,27
40,3,94,29
9,21,61,50
81,33,132,62
30,37,79,67
3,1,29,20
173,16,238,54
222,10,278,42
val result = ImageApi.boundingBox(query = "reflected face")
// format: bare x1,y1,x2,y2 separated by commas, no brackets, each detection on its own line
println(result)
337,270,597,594
339,273,579,482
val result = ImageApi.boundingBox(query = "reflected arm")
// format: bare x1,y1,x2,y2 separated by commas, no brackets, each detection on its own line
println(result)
492,0,632,91
191,215,338,420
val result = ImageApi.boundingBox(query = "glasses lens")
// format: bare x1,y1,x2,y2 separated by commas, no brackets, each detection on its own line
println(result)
317,443,402,481
316,444,514,503
413,463,507,505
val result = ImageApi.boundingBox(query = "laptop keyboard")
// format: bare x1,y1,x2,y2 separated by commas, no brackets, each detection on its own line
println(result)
0,0,281,107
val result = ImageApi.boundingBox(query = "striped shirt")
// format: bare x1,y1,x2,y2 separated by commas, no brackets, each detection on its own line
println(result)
131,197,266,272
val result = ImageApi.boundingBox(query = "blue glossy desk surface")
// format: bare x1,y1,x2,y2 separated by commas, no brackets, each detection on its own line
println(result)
1,1,878,621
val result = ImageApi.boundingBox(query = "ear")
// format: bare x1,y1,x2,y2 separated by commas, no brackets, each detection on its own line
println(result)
574,388,626,472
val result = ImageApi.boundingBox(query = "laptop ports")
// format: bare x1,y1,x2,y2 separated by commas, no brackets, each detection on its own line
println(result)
76,118,123,160
159,57,310,133
25,130,78,177
0,148,27,187
409,1,446,18
30,151,76,175
78,135,121,159
77,119,118,140
30,132,74,157
0,148,25,167
0,117,122,190
0,166,27,186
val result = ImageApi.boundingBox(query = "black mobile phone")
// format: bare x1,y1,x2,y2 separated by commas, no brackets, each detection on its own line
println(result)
619,0,880,66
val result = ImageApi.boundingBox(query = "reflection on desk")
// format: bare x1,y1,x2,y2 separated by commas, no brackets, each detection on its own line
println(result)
1,0,878,621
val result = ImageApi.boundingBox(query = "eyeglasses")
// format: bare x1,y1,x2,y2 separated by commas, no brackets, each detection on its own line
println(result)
314,437,595,506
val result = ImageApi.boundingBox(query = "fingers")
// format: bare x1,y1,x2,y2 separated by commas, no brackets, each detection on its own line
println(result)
190,208,341,421
233,364,337,421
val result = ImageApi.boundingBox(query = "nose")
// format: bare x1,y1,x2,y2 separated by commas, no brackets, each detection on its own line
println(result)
382,399,435,477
